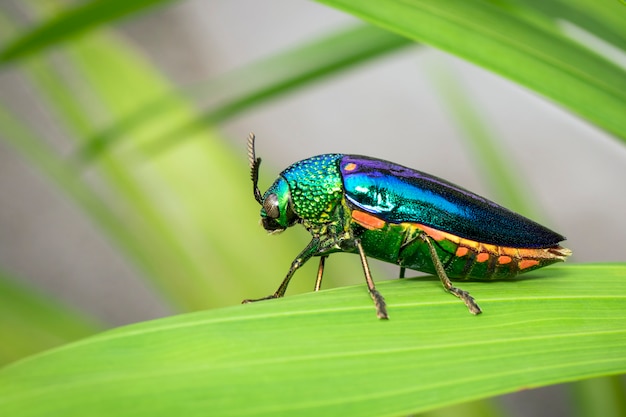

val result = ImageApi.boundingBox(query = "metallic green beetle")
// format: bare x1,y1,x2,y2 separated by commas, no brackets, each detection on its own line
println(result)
243,133,571,318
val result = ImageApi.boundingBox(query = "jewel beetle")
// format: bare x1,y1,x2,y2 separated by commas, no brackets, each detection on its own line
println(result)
243,133,571,319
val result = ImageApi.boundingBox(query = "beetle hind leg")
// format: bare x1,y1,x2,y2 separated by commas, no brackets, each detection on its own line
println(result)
419,234,482,315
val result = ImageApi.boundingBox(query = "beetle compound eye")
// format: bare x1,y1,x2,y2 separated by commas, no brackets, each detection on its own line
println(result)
263,193,280,219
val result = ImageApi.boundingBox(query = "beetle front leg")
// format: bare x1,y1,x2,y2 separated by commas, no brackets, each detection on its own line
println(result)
419,234,482,315
314,255,328,292
243,238,321,304
355,239,388,320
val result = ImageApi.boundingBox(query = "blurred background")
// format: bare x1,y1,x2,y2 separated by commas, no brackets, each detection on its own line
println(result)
1,1,625,416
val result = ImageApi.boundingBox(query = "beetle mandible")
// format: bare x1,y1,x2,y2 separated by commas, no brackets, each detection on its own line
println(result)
243,133,571,319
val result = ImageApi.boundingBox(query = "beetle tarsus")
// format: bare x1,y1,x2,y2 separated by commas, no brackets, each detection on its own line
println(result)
370,288,388,320
448,287,482,315
241,294,279,304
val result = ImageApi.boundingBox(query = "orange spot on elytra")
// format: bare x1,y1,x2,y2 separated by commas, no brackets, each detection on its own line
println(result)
519,259,540,270
456,247,469,257
476,252,490,263
498,255,512,265
351,210,385,230
344,162,357,171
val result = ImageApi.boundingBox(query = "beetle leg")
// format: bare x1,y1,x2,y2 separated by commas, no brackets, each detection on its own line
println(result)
419,234,482,315
314,255,328,291
399,267,406,279
355,239,388,320
243,238,320,303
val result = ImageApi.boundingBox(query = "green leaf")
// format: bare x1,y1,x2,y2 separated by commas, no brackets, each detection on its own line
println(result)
0,271,102,366
315,0,626,143
77,24,414,159
0,0,175,63
1,264,624,417
511,0,626,50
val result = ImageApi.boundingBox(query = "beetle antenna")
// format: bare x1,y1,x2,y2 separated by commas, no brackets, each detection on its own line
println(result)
247,132,263,205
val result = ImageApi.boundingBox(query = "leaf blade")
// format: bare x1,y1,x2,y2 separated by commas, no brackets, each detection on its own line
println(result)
0,0,175,63
1,264,624,417
315,0,626,143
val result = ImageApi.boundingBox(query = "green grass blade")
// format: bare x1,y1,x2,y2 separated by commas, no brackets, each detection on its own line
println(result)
0,0,175,63
0,271,102,367
78,24,414,159
1,263,624,417
0,105,149,273
315,0,626,143
513,0,626,50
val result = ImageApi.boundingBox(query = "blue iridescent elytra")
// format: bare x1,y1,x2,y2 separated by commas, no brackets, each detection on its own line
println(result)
340,155,562,248
244,133,571,319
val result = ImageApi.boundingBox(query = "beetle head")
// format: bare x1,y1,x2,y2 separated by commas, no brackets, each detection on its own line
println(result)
248,132,299,233
259,177,299,232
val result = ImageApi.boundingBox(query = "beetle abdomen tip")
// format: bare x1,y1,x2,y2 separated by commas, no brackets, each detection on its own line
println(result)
549,246,572,261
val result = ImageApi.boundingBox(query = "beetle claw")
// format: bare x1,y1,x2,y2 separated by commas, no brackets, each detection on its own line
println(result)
449,287,482,315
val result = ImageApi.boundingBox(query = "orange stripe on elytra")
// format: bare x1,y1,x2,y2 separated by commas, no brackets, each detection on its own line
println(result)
481,243,498,254
404,223,563,269
416,224,448,241
351,210,386,230
518,248,540,258
464,240,481,251
500,247,519,258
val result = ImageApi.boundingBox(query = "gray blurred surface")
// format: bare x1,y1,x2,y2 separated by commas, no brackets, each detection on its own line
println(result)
1,1,625,415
